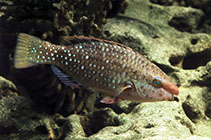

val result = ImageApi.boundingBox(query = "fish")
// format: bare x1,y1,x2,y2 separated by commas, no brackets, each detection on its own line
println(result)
14,33,179,104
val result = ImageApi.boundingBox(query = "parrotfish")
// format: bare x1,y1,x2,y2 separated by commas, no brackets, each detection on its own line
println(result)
14,33,179,104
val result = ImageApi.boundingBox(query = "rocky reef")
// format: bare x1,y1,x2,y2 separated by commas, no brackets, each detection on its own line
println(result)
0,0,211,140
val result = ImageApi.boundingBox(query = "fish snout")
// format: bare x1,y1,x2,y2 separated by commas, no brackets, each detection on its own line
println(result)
163,81,179,95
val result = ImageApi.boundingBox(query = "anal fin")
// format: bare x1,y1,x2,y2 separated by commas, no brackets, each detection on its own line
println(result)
50,65,84,88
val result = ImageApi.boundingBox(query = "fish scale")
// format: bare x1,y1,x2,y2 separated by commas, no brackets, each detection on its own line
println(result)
14,33,179,104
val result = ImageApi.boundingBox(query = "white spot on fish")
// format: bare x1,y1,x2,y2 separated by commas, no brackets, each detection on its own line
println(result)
102,47,105,51
137,82,141,87
37,55,40,59
122,64,126,68
85,55,89,59
106,48,109,51
46,52,48,55
62,47,64,50
48,44,50,47
52,57,55,61
68,53,71,57
50,49,52,51
48,57,50,60
81,66,84,70
69,58,72,61
65,62,68,65
54,50,57,53
51,53,54,56
79,45,82,49
101,66,104,70
39,45,42,48
106,60,109,63
42,56,45,59
64,50,67,53
65,57,67,60
61,55,63,58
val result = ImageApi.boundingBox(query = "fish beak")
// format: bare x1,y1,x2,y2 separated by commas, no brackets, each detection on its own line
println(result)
163,81,179,95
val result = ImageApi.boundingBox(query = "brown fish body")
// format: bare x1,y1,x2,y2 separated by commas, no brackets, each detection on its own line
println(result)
14,33,179,103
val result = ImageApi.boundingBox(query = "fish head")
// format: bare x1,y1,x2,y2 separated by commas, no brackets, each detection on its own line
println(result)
133,71,179,102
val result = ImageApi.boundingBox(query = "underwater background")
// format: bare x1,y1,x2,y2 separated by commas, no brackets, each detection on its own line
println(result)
0,0,211,139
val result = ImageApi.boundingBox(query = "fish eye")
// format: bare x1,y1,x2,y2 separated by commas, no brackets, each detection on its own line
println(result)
152,77,163,88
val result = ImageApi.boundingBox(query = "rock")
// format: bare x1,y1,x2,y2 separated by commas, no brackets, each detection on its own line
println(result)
0,94,66,140
0,76,17,98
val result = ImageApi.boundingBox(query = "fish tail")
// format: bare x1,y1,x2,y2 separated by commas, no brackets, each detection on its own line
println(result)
14,33,46,68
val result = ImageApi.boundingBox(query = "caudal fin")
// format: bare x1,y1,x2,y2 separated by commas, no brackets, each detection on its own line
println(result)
14,33,43,69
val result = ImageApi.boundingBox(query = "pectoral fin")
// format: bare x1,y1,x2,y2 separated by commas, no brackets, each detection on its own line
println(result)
100,84,132,104
100,96,123,104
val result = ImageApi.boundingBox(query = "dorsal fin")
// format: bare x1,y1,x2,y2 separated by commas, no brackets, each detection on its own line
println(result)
59,36,133,51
